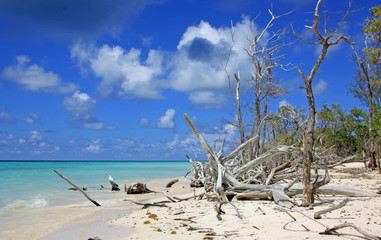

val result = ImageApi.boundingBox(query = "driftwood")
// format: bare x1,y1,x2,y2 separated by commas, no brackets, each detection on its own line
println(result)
183,113,377,210
68,187,87,191
54,170,101,207
289,184,377,197
127,183,153,194
109,175,120,191
166,179,179,188
320,223,381,240
123,199,169,209
190,179,204,188
314,198,349,219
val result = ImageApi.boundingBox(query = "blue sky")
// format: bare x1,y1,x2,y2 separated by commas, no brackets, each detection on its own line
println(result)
0,0,378,161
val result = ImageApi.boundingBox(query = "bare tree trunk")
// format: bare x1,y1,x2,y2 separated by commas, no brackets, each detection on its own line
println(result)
224,23,245,144
234,74,245,144
293,0,352,206
366,71,376,169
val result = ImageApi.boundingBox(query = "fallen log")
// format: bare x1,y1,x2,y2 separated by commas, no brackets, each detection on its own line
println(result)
54,170,101,207
127,183,154,194
166,179,179,188
289,184,377,197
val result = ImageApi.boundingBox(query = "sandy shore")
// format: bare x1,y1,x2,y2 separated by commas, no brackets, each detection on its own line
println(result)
1,162,380,240
116,162,381,240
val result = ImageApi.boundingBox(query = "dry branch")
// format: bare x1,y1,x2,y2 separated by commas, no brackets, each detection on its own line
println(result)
320,223,381,240
123,199,169,209
314,198,349,219
54,170,101,207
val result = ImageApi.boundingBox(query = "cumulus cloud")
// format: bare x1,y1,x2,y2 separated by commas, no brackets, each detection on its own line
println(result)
0,130,60,157
189,91,226,109
29,131,43,143
83,139,103,153
278,99,291,108
167,17,257,107
2,56,78,94
63,90,115,130
23,112,40,124
313,80,328,94
157,108,176,129
71,43,164,99
139,117,150,127
0,110,16,124
71,16,265,109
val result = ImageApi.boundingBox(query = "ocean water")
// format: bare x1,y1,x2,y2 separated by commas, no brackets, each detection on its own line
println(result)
0,161,192,210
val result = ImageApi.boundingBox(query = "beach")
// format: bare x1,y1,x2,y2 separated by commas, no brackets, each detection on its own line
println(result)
1,162,380,240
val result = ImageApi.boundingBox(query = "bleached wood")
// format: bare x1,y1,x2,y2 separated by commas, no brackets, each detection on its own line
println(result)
314,198,349,219
54,170,101,207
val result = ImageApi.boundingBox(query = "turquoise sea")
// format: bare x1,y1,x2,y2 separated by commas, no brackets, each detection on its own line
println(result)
0,161,191,210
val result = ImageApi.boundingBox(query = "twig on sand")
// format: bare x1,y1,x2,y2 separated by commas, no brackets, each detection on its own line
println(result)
123,199,170,209
320,223,381,240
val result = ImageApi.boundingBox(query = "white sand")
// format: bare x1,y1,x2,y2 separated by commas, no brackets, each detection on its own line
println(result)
1,162,380,240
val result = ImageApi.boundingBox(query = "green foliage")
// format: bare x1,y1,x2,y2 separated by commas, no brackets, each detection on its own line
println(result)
363,5,381,78
268,105,305,146
315,104,381,157
316,104,359,156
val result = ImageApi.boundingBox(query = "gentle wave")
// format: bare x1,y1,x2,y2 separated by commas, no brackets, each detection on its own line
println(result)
4,195,48,209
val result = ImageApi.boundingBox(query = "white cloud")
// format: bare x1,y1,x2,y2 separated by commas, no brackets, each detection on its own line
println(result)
0,110,16,124
63,90,114,130
71,16,261,109
29,131,43,143
278,99,290,108
139,117,150,127
84,145,102,153
167,17,259,107
63,91,96,122
83,122,104,130
83,139,103,153
157,108,176,129
23,112,40,124
313,80,328,94
188,91,226,108
71,43,164,99
23,117,34,124
2,56,78,94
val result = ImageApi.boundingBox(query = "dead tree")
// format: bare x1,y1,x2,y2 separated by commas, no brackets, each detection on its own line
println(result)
293,0,353,206
224,20,245,144
244,9,290,159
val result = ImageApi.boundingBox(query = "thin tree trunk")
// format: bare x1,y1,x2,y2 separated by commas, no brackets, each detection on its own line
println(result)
302,80,316,206
234,74,245,144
